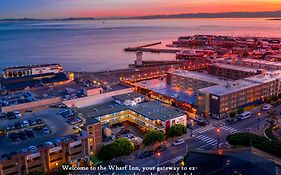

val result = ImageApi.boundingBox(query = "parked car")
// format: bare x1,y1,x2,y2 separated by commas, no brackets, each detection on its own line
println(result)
6,124,15,131
13,111,21,118
0,112,6,118
53,139,62,145
28,119,37,126
57,109,68,115
45,141,54,147
7,112,16,119
28,146,38,152
173,139,184,146
226,117,239,124
41,127,51,134
18,132,27,140
239,111,251,120
21,120,29,128
73,125,80,130
154,145,167,153
262,104,271,111
9,133,20,142
26,130,35,138
36,118,44,124
137,151,153,159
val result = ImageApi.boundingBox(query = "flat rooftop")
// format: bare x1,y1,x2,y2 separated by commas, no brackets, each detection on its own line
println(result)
112,92,146,102
200,71,281,96
135,78,198,105
129,101,185,122
210,63,259,73
239,58,281,67
78,101,127,119
170,70,233,85
79,99,185,123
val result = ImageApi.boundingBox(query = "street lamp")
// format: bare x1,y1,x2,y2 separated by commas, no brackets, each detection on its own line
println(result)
257,112,261,130
190,119,194,137
216,128,221,148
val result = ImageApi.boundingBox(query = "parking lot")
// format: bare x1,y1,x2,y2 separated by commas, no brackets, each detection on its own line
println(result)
0,107,77,156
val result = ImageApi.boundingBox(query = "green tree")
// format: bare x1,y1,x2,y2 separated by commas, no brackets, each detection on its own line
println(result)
265,97,271,104
98,138,134,161
278,93,281,99
272,95,279,102
226,132,281,158
229,111,236,118
237,108,244,114
143,130,165,146
168,124,187,138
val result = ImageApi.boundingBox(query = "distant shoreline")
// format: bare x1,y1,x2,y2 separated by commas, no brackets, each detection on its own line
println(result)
1,10,281,21
267,18,281,20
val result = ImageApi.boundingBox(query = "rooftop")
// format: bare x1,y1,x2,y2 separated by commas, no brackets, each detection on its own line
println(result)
134,78,198,105
112,92,146,102
129,101,185,122
3,64,62,71
210,63,260,73
170,70,233,85
199,71,281,96
78,101,127,119
239,58,281,67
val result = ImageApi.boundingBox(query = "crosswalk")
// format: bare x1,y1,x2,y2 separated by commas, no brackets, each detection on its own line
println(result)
220,126,238,133
195,135,218,146
193,125,215,134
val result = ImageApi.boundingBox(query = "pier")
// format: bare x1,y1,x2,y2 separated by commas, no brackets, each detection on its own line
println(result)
124,41,181,53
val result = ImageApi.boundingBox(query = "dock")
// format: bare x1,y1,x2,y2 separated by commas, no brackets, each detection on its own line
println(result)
124,41,181,53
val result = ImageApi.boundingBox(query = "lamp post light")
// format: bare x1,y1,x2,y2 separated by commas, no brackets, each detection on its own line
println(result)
216,128,221,148
190,119,194,137
257,112,261,130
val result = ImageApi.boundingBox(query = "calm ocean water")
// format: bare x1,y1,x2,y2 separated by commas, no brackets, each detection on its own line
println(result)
0,18,281,72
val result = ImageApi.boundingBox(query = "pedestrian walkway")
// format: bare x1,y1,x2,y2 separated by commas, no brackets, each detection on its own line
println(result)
220,125,238,133
195,135,217,146
193,125,215,134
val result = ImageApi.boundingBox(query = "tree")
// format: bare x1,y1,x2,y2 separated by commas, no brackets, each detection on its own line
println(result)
272,95,279,102
143,130,165,146
237,108,244,114
265,97,271,104
168,124,187,138
98,138,134,161
226,132,281,158
278,93,281,99
229,111,236,118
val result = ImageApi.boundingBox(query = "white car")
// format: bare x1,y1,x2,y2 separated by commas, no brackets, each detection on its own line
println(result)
21,120,29,128
45,141,54,147
173,139,185,146
29,146,38,152
262,104,271,111
14,111,21,118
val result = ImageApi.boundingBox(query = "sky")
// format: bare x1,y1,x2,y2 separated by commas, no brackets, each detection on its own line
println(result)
0,0,281,19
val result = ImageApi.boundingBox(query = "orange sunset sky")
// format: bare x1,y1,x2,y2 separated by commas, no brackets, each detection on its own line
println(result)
0,0,281,18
